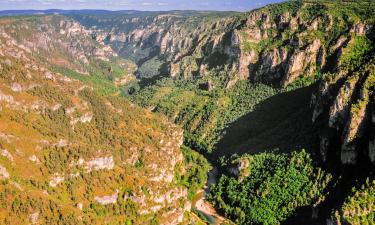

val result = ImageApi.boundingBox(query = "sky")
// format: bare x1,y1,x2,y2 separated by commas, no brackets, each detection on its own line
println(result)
0,0,285,12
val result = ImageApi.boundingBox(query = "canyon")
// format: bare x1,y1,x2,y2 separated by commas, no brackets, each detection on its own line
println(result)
0,0,374,224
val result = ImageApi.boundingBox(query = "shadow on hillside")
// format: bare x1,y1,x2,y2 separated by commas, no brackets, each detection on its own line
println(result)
284,163,375,225
213,85,319,159
212,84,375,225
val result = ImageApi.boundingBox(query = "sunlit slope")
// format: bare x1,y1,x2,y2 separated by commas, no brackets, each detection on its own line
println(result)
0,16,191,225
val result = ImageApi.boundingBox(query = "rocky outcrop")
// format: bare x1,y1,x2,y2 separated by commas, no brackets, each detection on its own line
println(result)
311,57,374,164
94,190,119,205
49,173,65,187
0,164,9,179
69,3,375,168
0,15,124,80
74,3,369,88
1,149,14,162
28,212,39,225
83,156,114,172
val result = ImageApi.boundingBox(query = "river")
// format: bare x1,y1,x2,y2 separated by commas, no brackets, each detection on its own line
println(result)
191,167,227,225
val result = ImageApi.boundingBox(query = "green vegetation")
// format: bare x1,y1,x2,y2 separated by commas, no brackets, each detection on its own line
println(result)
209,150,332,225
340,36,373,71
131,76,279,153
303,0,375,23
241,0,375,62
2,15,137,97
28,85,73,108
137,57,164,78
263,0,303,20
338,178,375,225
301,3,327,21
242,36,283,54
52,58,132,96
1,0,375,223
177,146,211,199
286,68,322,91
0,45,188,224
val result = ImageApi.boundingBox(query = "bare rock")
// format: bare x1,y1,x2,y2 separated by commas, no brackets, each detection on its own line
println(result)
1,149,14,162
94,190,119,205
0,164,9,179
29,212,39,224
11,83,23,92
84,156,114,172
49,173,64,187
29,155,40,163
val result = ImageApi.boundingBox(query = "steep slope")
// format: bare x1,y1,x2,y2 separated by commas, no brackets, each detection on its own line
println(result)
71,1,374,224
71,11,238,80
312,46,375,165
0,16,193,225
0,15,136,95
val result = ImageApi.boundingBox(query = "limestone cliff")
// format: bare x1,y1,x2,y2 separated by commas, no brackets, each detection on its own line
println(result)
73,2,372,88
311,37,374,164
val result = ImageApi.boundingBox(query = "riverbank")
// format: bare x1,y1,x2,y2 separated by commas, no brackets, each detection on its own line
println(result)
191,167,230,225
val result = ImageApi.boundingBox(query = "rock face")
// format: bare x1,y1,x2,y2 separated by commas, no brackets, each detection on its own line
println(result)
83,156,114,172
73,2,369,88
311,54,375,164
73,11,239,82
94,190,119,205
0,16,190,224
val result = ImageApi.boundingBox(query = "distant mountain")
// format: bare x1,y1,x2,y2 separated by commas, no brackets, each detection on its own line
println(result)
0,9,235,17
0,9,116,16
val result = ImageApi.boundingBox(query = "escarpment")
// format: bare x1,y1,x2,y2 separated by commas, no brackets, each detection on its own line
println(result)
74,2,370,89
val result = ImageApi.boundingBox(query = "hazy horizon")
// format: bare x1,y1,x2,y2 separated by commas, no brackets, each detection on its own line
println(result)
0,0,285,12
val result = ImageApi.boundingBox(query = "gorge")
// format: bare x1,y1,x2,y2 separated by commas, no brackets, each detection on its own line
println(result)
0,0,374,224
